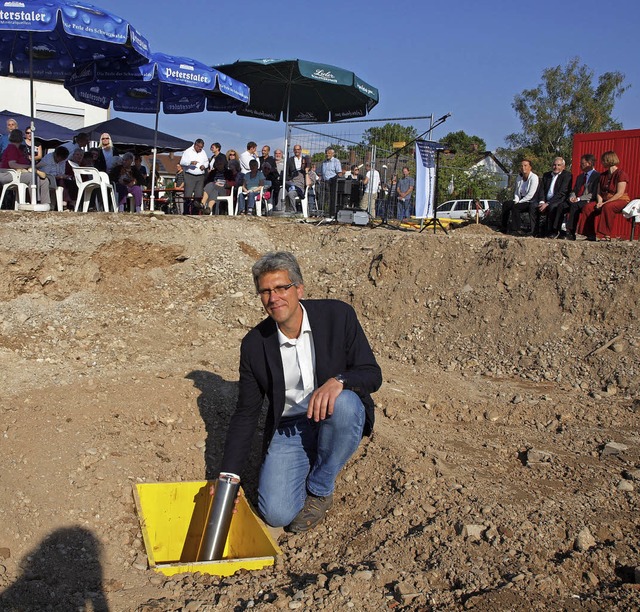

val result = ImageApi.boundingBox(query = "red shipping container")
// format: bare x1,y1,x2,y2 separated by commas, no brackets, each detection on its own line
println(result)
572,129,640,240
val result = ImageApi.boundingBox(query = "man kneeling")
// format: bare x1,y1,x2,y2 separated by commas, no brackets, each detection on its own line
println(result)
219,251,382,532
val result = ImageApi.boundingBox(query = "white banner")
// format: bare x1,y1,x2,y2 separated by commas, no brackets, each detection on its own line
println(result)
415,140,444,218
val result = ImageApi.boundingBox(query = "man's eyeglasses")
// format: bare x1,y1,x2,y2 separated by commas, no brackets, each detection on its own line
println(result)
257,282,296,297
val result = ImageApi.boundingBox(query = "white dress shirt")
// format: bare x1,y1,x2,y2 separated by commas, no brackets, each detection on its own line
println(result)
277,304,316,418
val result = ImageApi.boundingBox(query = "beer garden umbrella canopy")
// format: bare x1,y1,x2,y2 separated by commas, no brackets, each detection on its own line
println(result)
65,52,250,209
0,0,151,206
0,108,74,147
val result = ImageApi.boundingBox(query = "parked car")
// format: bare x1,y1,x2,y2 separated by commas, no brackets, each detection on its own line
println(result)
436,199,500,220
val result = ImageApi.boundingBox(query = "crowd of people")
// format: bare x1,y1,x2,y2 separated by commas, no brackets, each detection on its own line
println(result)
500,152,632,241
1,118,420,219
0,117,165,212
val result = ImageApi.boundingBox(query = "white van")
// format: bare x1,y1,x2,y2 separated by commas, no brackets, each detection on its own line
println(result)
436,199,500,220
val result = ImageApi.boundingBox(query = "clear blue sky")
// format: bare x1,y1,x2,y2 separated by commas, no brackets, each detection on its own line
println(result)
106,0,640,157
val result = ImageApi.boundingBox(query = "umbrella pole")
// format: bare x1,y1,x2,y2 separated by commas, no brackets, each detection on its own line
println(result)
29,33,38,208
149,85,161,213
279,85,292,211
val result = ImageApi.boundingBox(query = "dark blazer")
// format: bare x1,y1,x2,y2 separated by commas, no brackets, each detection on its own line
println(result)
540,169,572,207
220,299,382,476
572,170,600,202
286,155,304,181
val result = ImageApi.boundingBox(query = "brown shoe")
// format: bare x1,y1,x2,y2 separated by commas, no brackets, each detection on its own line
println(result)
288,493,333,533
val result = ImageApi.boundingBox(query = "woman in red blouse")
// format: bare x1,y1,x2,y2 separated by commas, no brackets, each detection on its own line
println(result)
578,151,630,240
595,151,630,240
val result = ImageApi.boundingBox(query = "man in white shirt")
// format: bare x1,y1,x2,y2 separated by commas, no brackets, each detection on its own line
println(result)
239,141,258,174
500,159,540,234
218,252,382,533
360,162,380,213
179,138,208,214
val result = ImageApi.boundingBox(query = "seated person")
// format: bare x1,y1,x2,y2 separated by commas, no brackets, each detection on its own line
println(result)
565,154,599,240
579,150,630,241
285,155,312,213
37,146,70,207
202,158,228,214
237,159,264,215
109,152,145,212
533,157,572,237
501,159,539,234
0,129,51,207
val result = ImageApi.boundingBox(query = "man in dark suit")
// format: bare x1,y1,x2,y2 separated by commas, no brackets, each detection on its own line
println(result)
565,153,600,240
533,157,573,237
220,251,382,533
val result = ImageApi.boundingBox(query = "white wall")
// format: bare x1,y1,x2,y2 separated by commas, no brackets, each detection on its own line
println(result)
0,76,108,128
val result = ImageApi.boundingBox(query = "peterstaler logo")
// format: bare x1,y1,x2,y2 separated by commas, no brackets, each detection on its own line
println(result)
0,6,46,22
163,67,209,84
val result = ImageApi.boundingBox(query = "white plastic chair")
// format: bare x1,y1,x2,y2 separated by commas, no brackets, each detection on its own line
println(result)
253,187,268,216
215,185,237,216
0,170,28,209
69,162,116,212
299,187,310,218
53,185,65,212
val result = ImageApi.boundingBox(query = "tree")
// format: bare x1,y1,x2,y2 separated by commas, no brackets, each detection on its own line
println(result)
505,57,629,170
361,123,418,156
441,130,486,153
437,153,503,201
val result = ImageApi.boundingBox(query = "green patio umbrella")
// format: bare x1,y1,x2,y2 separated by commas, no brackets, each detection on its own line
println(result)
213,58,378,123
213,58,379,205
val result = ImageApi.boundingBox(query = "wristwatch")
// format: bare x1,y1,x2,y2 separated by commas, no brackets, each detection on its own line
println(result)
334,374,347,386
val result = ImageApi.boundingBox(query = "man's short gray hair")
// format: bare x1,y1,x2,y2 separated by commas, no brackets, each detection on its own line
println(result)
252,251,304,292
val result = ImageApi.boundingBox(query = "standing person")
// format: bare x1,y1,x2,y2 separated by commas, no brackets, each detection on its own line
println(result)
349,165,363,208
500,159,540,234
285,144,304,182
320,147,342,215
272,149,285,209
94,133,117,172
259,145,276,173
396,166,415,220
239,141,258,174
579,150,630,241
219,251,382,532
534,157,572,237
565,154,600,241
360,162,380,213
180,138,208,214
0,129,51,207
208,142,227,173
23,127,43,163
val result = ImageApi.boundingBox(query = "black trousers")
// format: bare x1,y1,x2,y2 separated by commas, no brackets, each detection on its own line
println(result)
501,199,536,233
566,200,589,233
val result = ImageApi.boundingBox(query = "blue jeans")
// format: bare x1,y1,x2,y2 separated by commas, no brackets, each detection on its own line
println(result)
257,390,365,527
397,198,412,219
238,190,257,213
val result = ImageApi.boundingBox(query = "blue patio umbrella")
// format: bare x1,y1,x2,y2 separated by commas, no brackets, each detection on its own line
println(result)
0,0,150,206
65,52,250,210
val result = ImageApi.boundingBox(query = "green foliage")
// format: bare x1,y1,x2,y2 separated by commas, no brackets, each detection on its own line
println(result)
437,152,503,201
506,57,629,170
441,130,486,153
361,123,418,156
